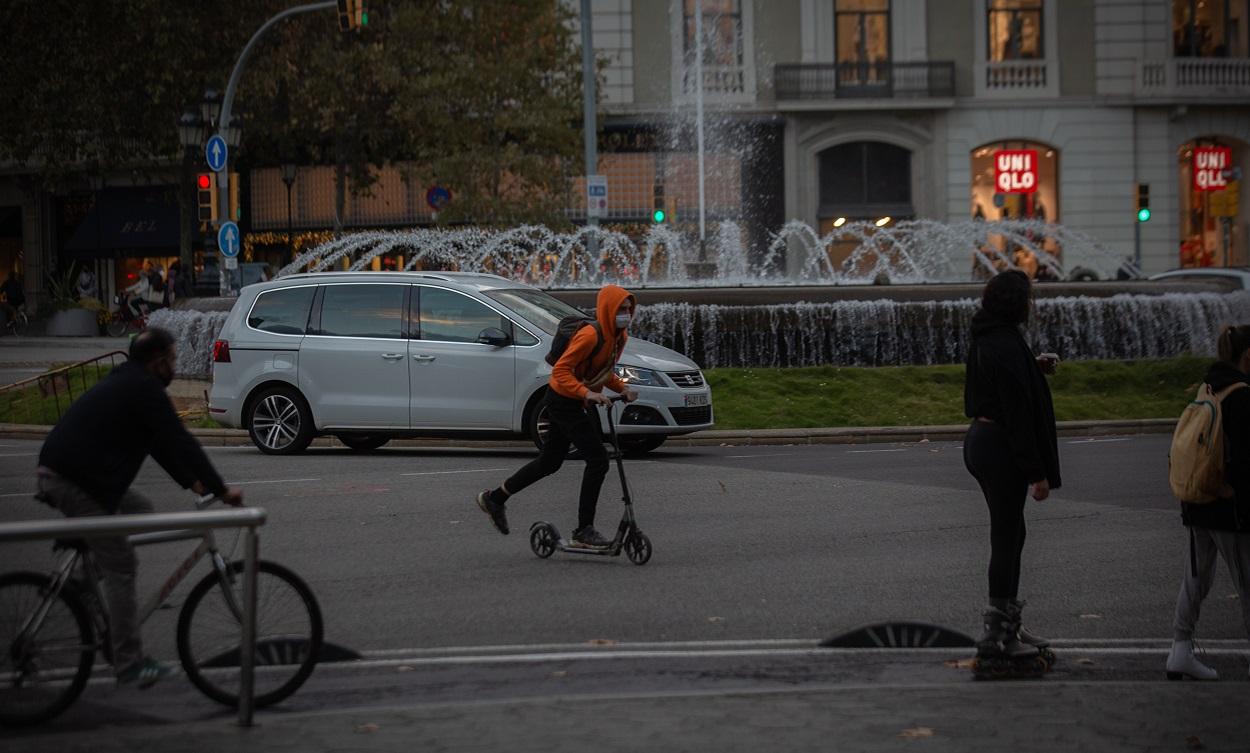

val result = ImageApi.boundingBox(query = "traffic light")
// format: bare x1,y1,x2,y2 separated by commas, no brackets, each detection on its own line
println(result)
197,173,219,222
652,182,666,223
1136,183,1151,222
228,171,240,221
337,0,367,31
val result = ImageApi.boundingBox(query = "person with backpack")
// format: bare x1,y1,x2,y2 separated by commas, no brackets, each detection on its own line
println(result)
475,284,639,548
1166,324,1250,681
963,270,1062,677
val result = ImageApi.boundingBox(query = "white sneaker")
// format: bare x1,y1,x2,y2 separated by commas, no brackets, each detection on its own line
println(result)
1165,640,1218,681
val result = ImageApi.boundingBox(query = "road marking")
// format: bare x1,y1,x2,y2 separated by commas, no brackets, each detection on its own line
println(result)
725,453,794,459
1067,438,1133,444
400,468,509,477
226,477,321,486
846,448,907,454
0,452,37,457
0,491,31,498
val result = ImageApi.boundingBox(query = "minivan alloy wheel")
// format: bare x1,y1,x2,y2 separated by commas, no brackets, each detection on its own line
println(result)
253,394,302,450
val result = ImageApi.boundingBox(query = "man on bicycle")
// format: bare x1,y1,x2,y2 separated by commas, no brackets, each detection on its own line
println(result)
36,328,244,688
476,284,638,548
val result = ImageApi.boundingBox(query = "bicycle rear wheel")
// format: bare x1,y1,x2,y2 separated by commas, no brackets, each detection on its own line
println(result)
176,560,322,708
0,572,96,726
11,313,28,337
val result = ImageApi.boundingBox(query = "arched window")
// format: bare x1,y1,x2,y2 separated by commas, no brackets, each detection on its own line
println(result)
818,141,912,233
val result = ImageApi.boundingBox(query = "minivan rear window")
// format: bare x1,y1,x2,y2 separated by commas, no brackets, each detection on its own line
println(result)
247,286,315,335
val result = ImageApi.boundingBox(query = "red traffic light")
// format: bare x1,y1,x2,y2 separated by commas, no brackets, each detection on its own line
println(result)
197,173,212,190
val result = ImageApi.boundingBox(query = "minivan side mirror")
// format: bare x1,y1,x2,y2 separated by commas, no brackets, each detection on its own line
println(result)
477,327,511,347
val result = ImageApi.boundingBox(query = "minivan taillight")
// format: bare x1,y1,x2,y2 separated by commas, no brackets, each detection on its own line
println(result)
212,339,231,363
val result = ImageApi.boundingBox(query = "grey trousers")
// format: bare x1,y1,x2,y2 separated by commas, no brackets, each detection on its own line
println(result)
36,471,154,674
1173,525,1250,642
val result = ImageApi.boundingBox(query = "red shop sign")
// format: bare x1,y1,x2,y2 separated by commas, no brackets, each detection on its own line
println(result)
995,150,1038,194
1193,147,1232,192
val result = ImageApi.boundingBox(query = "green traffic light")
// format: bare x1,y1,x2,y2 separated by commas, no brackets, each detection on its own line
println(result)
361,12,368,25
652,209,666,223
1137,207,1151,222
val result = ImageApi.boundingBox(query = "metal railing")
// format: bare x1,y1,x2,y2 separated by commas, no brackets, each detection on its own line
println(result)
774,61,955,100
0,508,268,726
1140,57,1250,94
0,350,128,425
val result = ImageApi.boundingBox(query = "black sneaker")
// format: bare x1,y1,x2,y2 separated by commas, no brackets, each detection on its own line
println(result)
571,526,611,548
475,490,509,535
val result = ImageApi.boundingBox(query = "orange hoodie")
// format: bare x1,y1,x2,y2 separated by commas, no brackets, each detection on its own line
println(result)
549,284,634,400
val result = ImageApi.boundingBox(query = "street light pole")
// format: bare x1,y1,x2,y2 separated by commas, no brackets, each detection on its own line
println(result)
580,0,599,261
281,163,297,265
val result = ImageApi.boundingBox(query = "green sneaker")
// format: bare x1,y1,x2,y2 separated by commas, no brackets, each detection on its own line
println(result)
117,657,174,689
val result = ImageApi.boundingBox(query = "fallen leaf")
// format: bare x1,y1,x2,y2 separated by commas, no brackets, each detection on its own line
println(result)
1076,658,1095,666
1186,735,1205,750
929,449,940,453
396,665,415,673
449,520,461,525
918,438,930,444
1079,613,1103,619
587,638,617,646
944,658,976,669
708,616,724,623
898,727,935,740
355,723,379,734
717,481,727,493
549,670,567,678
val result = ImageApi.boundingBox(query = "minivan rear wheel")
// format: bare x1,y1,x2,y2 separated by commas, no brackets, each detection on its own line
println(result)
526,399,585,459
247,386,314,455
335,434,390,452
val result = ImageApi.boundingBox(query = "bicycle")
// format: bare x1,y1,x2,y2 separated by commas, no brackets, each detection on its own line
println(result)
2,304,28,337
0,494,323,726
105,294,150,337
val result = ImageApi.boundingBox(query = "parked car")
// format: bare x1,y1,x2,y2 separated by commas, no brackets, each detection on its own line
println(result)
207,271,713,455
1149,267,1250,290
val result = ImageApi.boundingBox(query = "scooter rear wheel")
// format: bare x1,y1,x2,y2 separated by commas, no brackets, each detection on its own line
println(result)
529,523,558,559
624,531,652,565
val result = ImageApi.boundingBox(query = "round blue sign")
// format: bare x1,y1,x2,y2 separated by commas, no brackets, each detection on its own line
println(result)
217,221,241,258
425,186,452,211
205,135,228,173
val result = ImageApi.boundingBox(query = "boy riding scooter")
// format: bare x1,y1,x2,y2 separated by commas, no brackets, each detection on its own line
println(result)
476,284,639,548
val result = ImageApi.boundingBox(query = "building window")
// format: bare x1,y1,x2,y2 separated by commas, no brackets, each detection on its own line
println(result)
987,0,1043,61
1173,0,1249,58
1178,138,1245,268
682,0,745,94
835,0,891,85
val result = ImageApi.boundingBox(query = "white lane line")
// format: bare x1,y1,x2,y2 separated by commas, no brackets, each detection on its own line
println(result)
725,453,795,459
400,468,509,477
0,491,31,498
846,448,907,454
226,477,321,486
1067,438,1133,444
364,638,817,658
0,453,37,458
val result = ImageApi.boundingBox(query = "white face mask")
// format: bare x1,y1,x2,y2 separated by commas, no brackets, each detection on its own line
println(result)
614,314,632,330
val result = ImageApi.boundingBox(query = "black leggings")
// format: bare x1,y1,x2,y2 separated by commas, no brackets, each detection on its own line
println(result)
505,392,609,530
964,420,1029,600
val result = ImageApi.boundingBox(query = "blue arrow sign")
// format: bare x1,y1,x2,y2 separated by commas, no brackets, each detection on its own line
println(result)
217,221,240,258
205,135,228,172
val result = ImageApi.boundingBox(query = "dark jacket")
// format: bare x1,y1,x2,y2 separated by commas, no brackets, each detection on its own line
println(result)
38,360,227,512
964,310,1062,488
1181,361,1250,531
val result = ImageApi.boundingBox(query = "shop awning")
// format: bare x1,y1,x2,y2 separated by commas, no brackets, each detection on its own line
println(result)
63,187,180,256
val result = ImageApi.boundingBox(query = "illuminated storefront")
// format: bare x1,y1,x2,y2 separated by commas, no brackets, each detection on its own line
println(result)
1178,138,1246,267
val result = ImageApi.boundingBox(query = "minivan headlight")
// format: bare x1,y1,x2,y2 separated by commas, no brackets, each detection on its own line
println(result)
614,365,661,386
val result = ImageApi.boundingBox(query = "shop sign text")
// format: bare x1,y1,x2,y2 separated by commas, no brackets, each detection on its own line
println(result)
995,150,1038,194
1194,147,1233,192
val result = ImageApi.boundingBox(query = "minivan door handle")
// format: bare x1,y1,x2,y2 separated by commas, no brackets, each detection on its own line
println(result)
411,354,437,363
381,353,404,360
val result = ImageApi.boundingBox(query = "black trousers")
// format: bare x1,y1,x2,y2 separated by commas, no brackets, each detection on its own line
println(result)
963,420,1029,600
505,392,609,530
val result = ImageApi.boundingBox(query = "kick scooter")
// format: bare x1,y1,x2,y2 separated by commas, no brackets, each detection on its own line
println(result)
528,396,653,565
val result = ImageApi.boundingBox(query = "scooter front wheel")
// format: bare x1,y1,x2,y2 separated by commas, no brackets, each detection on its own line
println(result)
529,522,558,559
624,531,652,566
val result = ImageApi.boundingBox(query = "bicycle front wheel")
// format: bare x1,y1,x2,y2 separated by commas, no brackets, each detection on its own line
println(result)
176,560,322,708
0,572,96,726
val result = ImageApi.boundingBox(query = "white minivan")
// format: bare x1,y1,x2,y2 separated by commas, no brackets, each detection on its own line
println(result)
207,271,713,455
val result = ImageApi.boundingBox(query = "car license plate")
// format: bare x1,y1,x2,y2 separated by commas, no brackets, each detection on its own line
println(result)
684,394,709,407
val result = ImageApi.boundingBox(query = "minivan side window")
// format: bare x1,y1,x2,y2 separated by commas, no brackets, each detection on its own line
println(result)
417,286,511,344
317,284,406,339
247,286,315,335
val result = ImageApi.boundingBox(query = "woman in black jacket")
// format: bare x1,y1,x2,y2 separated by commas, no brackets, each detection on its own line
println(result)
1167,324,1250,681
963,270,1061,676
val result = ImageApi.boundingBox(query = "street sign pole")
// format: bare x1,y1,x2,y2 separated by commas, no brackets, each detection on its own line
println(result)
579,0,599,261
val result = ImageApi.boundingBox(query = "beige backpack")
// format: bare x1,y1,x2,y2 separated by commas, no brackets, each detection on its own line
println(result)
1168,382,1248,503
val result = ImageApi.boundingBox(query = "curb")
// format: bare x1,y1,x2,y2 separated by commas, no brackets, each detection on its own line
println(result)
0,419,1177,449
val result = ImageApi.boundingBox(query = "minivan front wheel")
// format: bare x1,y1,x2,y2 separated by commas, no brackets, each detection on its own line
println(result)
248,387,314,455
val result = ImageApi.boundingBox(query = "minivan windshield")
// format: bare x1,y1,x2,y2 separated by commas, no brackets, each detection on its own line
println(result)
484,288,586,335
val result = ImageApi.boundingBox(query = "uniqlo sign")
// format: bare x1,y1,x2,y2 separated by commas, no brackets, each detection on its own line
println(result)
1193,146,1232,192
995,150,1038,194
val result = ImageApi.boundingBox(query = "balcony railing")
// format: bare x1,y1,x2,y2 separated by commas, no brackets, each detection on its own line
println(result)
983,60,1047,90
774,61,955,100
1140,58,1250,95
